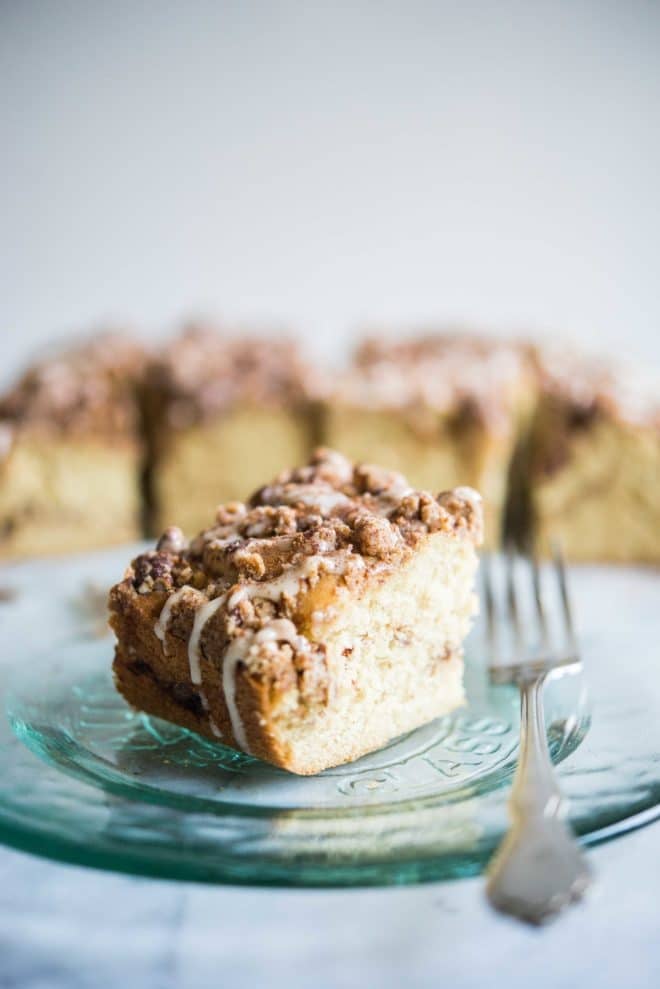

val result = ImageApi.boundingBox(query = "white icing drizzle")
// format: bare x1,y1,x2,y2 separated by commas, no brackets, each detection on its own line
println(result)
451,486,483,506
187,594,227,739
291,487,351,513
226,553,362,612
318,553,366,575
188,594,227,684
227,558,317,610
221,636,253,753
154,585,194,654
222,619,311,754
151,550,361,752
256,617,308,651
153,585,224,738
261,483,351,514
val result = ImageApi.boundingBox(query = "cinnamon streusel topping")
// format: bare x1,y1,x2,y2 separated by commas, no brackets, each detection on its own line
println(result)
331,333,534,432
126,448,483,601
0,331,145,441
539,349,660,431
145,325,315,429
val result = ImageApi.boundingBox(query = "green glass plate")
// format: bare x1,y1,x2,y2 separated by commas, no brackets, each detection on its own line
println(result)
0,547,658,886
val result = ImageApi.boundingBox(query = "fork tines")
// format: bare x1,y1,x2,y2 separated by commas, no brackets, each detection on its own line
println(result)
483,542,581,685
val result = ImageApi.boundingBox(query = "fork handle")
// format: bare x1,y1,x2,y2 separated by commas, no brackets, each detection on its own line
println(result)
486,674,592,925
512,675,563,817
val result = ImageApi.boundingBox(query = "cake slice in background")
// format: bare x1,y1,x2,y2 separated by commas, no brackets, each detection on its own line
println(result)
321,333,537,549
515,351,660,563
143,326,318,537
109,449,482,775
0,332,145,557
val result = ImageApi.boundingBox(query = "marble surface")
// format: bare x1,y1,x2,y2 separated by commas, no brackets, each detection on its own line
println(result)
1,826,659,989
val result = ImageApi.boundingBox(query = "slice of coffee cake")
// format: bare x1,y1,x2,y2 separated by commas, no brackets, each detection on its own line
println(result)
519,352,660,563
110,449,482,774
322,333,536,548
0,332,145,557
143,326,316,536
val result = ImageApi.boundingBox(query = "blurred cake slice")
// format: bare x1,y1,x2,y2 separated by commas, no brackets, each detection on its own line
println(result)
143,326,317,536
110,449,482,775
0,333,145,557
321,333,536,548
519,351,660,563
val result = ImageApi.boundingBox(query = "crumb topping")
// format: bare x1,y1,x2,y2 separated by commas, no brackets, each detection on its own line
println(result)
145,325,315,428
126,448,483,600
0,331,145,441
330,333,534,432
539,349,660,430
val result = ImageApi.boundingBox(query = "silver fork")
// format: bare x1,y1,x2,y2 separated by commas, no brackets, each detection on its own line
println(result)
482,544,593,925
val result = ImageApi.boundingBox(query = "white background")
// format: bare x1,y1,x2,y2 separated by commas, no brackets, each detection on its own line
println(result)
2,0,660,382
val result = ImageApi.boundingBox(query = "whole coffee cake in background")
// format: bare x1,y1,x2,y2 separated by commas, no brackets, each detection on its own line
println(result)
322,333,537,549
143,326,318,537
0,332,146,557
516,351,660,563
110,449,482,774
